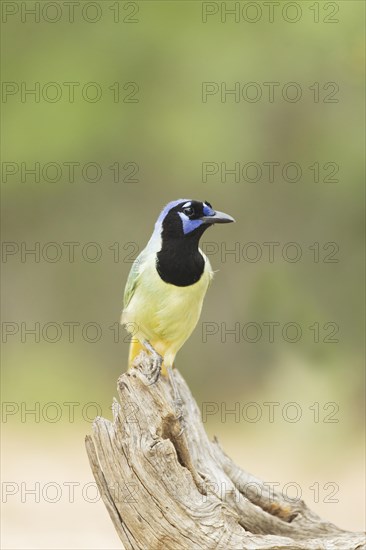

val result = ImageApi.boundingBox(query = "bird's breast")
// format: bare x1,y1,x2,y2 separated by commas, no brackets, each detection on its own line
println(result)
123,255,212,347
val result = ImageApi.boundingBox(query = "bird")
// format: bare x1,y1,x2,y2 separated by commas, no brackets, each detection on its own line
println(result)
121,199,234,403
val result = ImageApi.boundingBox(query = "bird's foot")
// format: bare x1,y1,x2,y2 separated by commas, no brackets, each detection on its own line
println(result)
140,340,163,385
145,352,162,385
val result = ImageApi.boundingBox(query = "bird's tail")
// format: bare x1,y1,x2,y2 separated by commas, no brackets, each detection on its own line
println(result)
128,339,144,369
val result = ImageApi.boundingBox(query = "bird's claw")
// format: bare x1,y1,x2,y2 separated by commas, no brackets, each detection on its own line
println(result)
145,353,162,385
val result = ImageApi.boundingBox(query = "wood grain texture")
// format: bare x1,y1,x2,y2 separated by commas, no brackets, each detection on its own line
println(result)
85,353,365,550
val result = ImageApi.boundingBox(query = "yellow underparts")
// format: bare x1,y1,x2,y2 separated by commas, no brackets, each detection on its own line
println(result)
128,339,172,376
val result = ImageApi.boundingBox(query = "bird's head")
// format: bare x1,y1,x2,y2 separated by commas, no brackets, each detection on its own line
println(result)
155,199,235,241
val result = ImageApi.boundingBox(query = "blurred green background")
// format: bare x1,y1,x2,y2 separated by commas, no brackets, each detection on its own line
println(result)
1,1,365,548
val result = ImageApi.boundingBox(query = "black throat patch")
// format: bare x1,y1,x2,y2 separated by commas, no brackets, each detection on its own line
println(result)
156,205,208,286
156,239,205,286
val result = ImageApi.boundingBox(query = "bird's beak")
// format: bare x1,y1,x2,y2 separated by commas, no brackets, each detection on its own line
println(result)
201,210,235,224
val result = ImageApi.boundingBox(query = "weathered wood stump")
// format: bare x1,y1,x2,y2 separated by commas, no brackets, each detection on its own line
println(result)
85,353,365,550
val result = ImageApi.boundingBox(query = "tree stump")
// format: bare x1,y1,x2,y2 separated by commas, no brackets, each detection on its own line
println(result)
85,353,365,550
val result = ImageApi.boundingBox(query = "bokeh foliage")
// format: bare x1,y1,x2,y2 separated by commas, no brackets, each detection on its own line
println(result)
1,1,365,543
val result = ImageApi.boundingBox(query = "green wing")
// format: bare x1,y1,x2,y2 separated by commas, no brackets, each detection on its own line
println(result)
123,251,145,309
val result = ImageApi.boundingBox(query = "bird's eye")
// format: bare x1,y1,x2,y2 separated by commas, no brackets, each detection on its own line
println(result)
183,206,194,217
